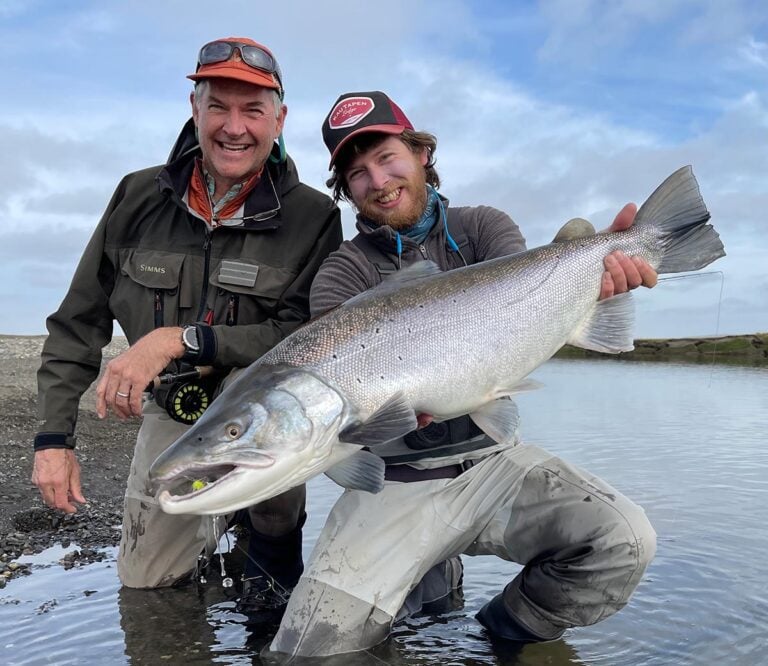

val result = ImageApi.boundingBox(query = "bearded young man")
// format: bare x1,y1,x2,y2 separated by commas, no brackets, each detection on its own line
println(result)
31,38,342,622
266,91,658,659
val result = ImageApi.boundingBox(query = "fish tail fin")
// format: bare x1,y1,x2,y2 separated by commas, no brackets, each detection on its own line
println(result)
634,166,725,273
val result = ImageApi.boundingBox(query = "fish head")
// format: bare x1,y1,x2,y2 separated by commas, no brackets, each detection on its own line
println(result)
149,365,347,515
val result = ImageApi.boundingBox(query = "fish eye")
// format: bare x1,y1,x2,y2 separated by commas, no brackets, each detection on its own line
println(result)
225,423,241,439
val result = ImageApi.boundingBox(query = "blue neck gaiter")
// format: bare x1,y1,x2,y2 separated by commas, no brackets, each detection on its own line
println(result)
402,187,440,243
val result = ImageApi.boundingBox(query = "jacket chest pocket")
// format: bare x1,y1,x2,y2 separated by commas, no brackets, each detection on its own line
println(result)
208,258,297,326
114,249,190,332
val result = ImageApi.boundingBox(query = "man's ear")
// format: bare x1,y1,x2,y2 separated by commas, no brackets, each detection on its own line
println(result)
419,146,429,167
276,104,288,135
190,91,198,124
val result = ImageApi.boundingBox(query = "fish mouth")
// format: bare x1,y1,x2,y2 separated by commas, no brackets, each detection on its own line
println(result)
153,456,274,506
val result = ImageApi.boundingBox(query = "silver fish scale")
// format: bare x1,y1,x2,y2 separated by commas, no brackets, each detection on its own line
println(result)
262,227,660,420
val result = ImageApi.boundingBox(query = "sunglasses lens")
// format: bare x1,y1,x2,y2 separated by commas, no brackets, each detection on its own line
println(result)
199,41,234,65
240,46,274,71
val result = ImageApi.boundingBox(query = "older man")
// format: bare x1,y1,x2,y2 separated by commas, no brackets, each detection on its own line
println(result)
267,91,658,658
31,38,342,619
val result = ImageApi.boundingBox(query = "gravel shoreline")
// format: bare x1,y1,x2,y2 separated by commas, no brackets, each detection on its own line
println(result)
0,335,136,587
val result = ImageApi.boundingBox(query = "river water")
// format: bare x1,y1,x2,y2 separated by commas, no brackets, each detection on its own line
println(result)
1,359,766,665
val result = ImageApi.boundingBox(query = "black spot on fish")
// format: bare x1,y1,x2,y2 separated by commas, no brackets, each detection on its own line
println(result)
333,354,337,359
357,378,362,383
360,344,366,349
583,496,592,502
376,327,380,333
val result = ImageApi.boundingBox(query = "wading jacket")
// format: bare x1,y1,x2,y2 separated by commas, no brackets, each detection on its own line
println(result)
35,119,342,449
309,200,526,466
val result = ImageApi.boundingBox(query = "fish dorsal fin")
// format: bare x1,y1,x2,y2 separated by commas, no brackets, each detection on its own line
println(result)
566,292,635,353
469,397,520,445
383,260,442,284
325,450,385,493
339,393,418,447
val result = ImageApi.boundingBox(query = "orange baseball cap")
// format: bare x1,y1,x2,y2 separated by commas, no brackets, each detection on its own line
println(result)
187,37,283,96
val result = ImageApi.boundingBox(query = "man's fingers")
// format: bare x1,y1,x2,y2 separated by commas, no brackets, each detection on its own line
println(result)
39,482,58,509
633,256,658,288
604,252,628,294
68,456,86,504
599,271,615,300
607,202,638,232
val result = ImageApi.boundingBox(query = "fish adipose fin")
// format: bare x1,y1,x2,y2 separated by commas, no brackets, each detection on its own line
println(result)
635,165,725,273
567,292,635,353
338,393,418,446
469,397,520,445
325,450,385,493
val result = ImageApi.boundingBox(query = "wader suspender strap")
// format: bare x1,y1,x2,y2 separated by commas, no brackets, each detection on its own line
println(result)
351,207,473,278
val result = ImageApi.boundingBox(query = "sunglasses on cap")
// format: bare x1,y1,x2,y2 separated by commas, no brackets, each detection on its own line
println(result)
197,40,284,97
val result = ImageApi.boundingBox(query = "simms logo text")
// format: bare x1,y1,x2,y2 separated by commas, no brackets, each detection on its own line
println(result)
140,265,166,274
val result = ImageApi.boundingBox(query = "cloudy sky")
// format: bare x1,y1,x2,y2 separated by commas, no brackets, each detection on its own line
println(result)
2,0,765,337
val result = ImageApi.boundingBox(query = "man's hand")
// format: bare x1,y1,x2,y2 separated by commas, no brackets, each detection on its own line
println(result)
31,448,85,513
96,327,185,419
600,203,658,300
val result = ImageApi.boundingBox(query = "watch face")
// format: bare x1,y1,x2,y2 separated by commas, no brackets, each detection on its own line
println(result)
183,326,200,352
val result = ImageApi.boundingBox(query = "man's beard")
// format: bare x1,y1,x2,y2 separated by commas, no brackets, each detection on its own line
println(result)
357,174,428,231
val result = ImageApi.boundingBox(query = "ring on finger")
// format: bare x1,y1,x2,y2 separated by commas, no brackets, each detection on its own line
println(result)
116,391,130,398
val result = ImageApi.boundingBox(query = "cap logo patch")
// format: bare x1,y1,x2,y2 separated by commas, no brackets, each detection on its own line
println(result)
329,97,375,130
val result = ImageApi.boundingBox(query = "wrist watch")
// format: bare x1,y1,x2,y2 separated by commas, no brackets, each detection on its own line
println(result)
181,324,200,359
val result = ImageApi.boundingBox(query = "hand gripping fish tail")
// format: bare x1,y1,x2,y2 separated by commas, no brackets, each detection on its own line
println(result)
147,165,725,517
632,165,724,274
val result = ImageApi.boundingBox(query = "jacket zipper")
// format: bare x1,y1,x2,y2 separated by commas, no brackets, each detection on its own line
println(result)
418,244,429,259
154,290,164,328
196,229,212,321
226,294,239,326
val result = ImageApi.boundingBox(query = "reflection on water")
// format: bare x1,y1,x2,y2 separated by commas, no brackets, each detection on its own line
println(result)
2,360,766,665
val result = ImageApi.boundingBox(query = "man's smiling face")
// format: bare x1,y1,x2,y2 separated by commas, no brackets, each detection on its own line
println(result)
345,135,428,230
192,78,286,199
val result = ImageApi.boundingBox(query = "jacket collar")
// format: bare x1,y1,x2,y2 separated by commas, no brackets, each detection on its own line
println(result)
156,117,300,231
354,192,451,253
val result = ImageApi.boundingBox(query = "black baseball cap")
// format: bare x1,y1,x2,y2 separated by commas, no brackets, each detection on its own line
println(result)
322,91,414,168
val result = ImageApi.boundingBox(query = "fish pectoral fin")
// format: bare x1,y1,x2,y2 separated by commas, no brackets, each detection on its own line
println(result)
325,450,385,493
469,397,520,445
339,393,418,447
505,378,544,395
566,292,635,353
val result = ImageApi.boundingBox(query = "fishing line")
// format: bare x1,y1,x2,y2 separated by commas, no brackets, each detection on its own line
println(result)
212,516,234,588
655,270,725,382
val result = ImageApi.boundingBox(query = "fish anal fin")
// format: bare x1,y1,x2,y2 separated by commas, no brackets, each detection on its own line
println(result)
567,292,635,353
469,398,520,445
325,450,385,493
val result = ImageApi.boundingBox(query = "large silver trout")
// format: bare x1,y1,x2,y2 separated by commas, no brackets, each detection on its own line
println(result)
150,166,724,515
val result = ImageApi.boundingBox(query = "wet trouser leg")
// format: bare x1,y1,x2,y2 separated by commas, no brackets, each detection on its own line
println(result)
469,454,657,641
268,443,656,658
243,485,307,589
117,400,225,588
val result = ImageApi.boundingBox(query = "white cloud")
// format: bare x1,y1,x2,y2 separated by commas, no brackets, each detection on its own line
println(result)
1,0,765,336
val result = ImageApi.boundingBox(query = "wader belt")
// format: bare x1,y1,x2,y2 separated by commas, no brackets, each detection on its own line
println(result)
384,459,476,483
